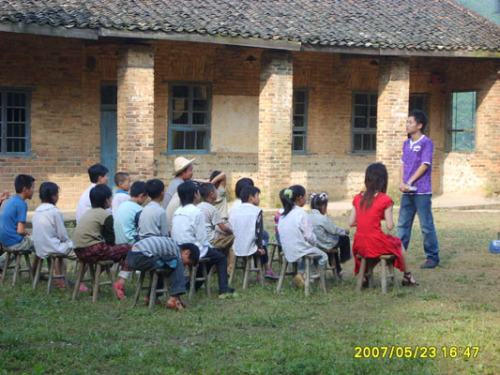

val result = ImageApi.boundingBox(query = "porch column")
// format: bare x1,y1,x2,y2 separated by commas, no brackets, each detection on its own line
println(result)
258,51,293,207
376,57,410,192
117,45,155,181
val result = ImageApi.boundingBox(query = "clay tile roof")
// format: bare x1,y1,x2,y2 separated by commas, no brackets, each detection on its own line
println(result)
1,0,499,52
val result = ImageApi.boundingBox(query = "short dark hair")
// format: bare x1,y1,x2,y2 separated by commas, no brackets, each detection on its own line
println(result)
146,179,165,200
409,110,428,133
240,185,260,203
200,183,216,200
209,170,222,181
114,172,130,186
90,184,112,209
178,180,199,206
179,243,200,265
88,164,109,183
130,181,147,198
14,174,35,194
39,182,59,205
235,177,254,199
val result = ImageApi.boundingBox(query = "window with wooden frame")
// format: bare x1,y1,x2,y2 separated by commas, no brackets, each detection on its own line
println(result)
0,89,31,155
351,92,377,152
448,91,476,152
169,83,211,152
292,89,308,153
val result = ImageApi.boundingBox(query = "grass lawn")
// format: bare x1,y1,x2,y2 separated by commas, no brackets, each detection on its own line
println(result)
1,209,499,375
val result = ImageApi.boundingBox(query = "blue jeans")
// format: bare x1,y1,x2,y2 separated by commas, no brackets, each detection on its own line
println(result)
397,194,440,263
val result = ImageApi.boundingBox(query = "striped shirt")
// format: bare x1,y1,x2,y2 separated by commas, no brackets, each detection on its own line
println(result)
131,236,181,258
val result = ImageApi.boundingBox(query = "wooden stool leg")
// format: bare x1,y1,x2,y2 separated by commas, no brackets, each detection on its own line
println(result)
356,257,367,291
389,262,399,288
12,253,22,287
149,271,158,309
228,256,237,286
317,259,327,294
255,255,263,285
72,262,85,300
92,263,102,303
133,271,145,307
381,259,388,294
1,252,11,285
242,256,251,290
188,264,197,300
60,258,70,293
276,257,288,292
304,257,311,297
47,257,56,295
33,257,44,290
202,262,210,297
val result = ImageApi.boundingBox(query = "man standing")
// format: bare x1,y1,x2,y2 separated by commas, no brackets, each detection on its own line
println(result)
162,157,195,210
398,110,440,269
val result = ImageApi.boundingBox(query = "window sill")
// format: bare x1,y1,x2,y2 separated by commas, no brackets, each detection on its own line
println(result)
161,150,212,156
0,153,36,159
345,151,376,156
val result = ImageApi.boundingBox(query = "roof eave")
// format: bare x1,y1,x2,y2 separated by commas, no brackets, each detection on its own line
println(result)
0,21,98,40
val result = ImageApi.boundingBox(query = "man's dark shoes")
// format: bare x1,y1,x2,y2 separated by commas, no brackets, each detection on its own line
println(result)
420,260,438,269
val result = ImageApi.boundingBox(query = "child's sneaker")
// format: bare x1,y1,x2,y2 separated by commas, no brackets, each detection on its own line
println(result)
78,283,88,292
264,270,279,280
292,273,305,290
218,288,239,299
113,281,126,300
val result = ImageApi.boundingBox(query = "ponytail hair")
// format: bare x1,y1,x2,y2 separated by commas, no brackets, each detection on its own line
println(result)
310,192,328,211
361,163,388,211
279,185,306,216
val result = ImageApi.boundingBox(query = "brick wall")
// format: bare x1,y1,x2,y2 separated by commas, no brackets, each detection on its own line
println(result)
0,34,498,212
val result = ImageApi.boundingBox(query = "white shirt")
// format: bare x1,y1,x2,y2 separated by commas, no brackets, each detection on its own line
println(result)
229,203,261,256
112,191,130,217
76,184,95,224
171,204,210,258
32,203,73,258
278,206,319,262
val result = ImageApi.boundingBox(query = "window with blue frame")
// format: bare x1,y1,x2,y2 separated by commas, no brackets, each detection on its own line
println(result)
293,89,308,153
169,84,211,152
448,91,476,152
0,89,30,155
351,92,377,152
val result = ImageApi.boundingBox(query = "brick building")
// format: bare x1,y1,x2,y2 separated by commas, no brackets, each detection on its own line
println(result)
0,0,498,209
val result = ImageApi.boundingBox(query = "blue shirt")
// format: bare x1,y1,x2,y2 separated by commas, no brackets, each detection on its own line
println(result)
114,200,143,244
0,195,28,246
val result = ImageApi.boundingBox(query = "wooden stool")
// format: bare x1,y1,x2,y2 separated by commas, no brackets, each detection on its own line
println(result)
228,254,263,290
268,242,282,268
304,254,327,296
323,248,341,284
72,259,116,302
1,250,33,286
356,254,399,294
33,254,70,294
187,257,211,300
276,256,298,292
133,270,170,309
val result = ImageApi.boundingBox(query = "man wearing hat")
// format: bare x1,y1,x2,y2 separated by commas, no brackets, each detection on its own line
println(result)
163,157,195,209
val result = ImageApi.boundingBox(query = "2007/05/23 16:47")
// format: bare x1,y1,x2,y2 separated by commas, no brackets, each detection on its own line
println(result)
354,346,480,359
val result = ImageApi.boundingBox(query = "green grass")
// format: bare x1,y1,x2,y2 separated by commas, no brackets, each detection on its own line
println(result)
1,210,499,374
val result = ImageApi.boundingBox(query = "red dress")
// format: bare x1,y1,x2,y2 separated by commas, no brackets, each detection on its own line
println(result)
352,192,404,275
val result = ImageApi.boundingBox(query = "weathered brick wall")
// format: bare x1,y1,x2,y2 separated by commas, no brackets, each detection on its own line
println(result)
1,34,497,212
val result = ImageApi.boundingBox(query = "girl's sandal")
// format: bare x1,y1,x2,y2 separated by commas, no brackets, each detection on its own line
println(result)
166,297,185,311
402,272,419,286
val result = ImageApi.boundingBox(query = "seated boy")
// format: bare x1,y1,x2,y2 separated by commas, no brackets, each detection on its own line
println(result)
229,185,279,280
171,181,237,298
198,183,235,275
125,236,200,310
114,181,148,244
138,179,168,239
76,163,109,223
112,172,131,217
73,184,133,299
0,175,36,271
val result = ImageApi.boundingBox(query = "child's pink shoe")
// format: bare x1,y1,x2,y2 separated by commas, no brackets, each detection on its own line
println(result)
78,283,88,292
113,281,126,300
265,270,279,280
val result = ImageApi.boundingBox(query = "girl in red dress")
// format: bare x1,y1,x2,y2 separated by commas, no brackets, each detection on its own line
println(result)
349,163,418,286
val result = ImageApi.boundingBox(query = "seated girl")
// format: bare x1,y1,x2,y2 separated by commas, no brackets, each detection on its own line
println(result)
349,163,418,286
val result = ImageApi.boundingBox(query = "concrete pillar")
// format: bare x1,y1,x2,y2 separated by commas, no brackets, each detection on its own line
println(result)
117,45,155,181
376,57,410,192
258,51,293,207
